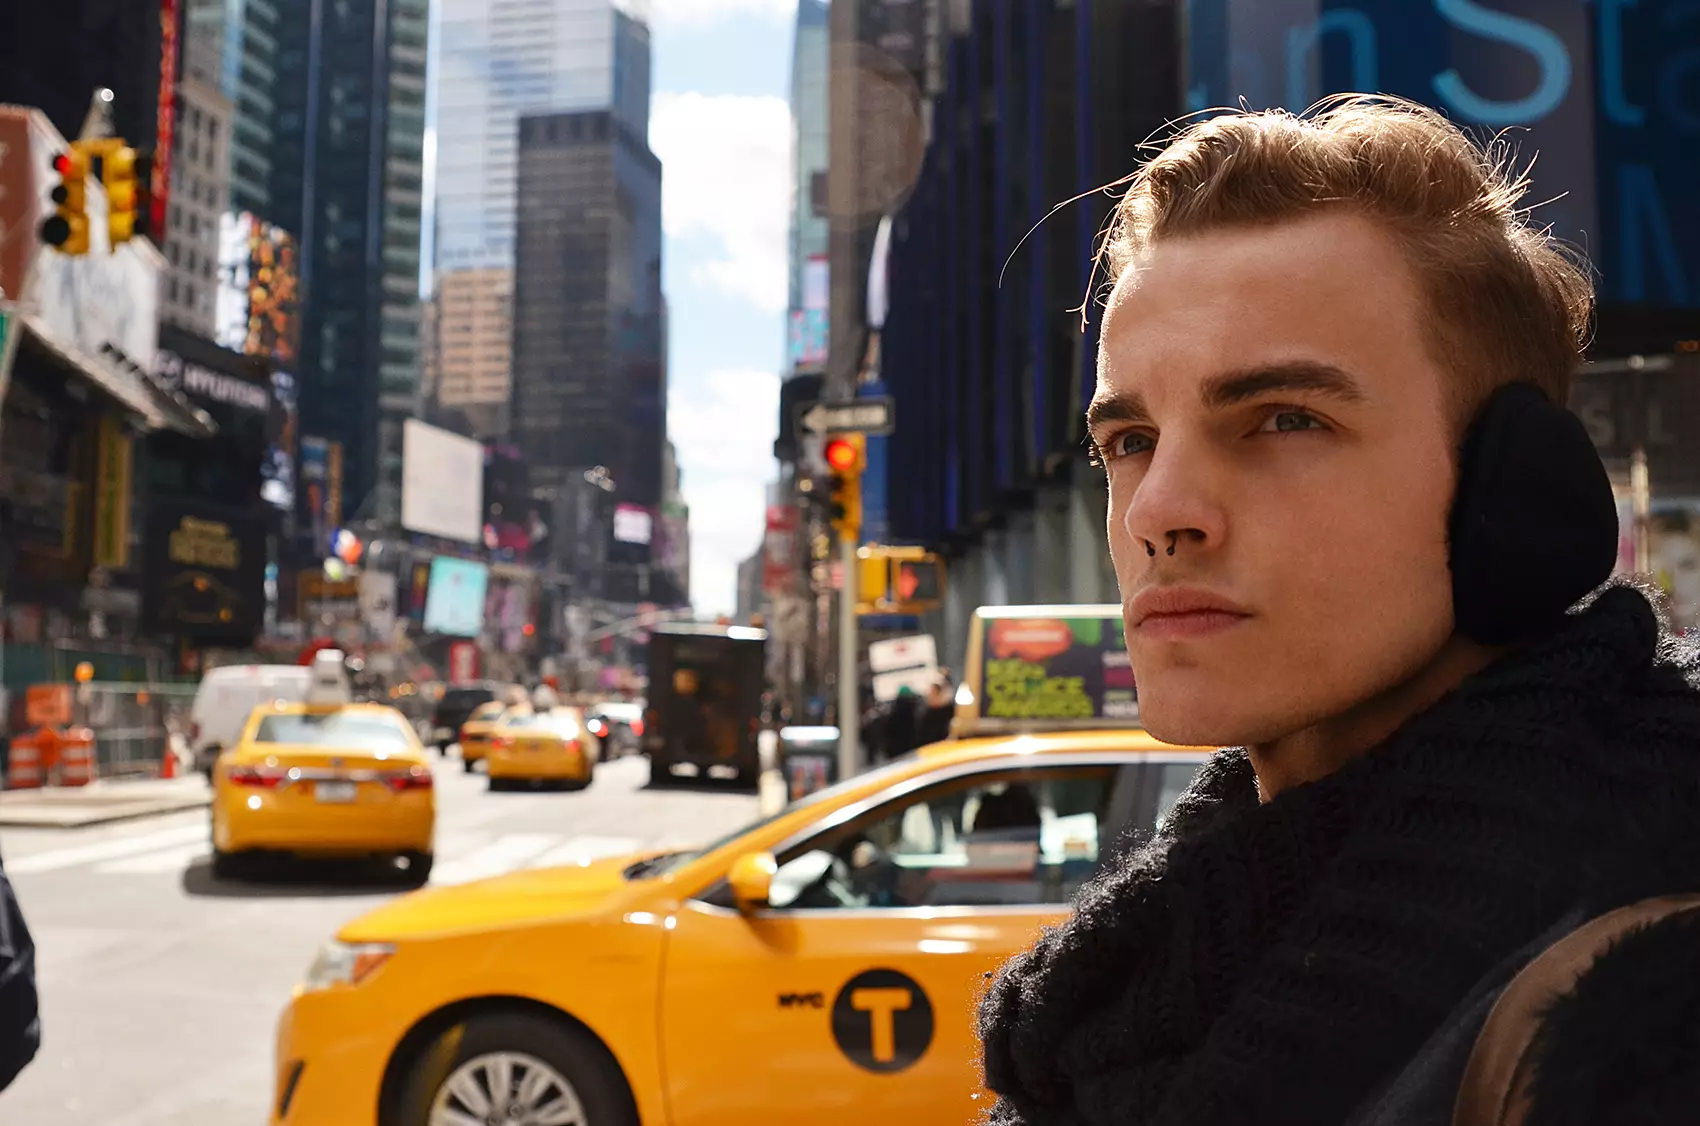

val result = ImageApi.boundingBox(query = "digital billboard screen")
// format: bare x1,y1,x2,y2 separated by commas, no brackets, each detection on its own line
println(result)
423,556,489,637
216,211,303,366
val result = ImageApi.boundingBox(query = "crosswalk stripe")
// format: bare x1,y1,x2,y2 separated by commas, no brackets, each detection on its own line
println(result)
6,824,207,875
528,836,642,870
97,841,209,875
429,833,560,886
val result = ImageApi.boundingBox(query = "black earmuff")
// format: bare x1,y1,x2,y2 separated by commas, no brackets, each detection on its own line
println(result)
1448,382,1619,645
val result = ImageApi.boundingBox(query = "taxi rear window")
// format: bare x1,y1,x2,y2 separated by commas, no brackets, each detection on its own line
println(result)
254,712,412,751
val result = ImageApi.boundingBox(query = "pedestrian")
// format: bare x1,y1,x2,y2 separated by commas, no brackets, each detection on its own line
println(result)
977,95,1700,1126
0,843,39,1093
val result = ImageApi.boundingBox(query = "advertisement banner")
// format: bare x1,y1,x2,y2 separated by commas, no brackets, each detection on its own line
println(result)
326,439,344,535
154,0,179,240
401,418,485,543
978,614,1137,722
447,641,481,687
143,501,267,643
359,570,398,640
788,309,829,368
0,109,39,302
763,504,800,594
215,211,303,366
300,436,330,549
613,503,654,546
92,415,134,570
423,556,489,637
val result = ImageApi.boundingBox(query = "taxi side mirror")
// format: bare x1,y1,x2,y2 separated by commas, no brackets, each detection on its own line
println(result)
727,851,777,913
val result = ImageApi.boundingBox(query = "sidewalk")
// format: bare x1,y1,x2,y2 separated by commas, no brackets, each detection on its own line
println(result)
0,776,211,828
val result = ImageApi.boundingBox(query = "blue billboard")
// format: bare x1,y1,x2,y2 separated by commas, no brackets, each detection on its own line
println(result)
1183,0,1698,309
423,556,489,638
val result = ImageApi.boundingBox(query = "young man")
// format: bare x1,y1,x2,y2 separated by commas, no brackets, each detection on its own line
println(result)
978,96,1700,1125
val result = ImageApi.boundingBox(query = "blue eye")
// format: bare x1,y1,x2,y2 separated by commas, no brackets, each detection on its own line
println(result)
1266,410,1325,433
1111,432,1155,458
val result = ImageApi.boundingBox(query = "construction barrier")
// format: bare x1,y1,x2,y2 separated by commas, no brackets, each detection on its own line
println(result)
7,733,41,791
55,728,96,787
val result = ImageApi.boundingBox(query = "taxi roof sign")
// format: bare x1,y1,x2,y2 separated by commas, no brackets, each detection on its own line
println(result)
952,604,1138,737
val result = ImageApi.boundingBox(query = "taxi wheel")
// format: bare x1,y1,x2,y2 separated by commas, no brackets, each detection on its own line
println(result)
211,848,246,881
397,851,433,887
392,1011,638,1126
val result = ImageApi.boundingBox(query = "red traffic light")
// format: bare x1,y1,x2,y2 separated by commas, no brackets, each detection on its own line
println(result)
824,437,860,472
52,153,73,176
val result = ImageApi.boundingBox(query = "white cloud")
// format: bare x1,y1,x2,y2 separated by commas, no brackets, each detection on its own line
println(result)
670,369,782,614
640,0,798,29
650,92,792,313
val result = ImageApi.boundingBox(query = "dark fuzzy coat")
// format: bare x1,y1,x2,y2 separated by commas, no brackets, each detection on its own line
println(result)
978,584,1700,1126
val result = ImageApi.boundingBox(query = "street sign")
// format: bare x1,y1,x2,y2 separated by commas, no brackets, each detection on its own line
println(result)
798,396,895,436
869,634,939,703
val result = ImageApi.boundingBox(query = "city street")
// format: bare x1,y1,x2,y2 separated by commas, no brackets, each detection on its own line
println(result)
0,753,762,1126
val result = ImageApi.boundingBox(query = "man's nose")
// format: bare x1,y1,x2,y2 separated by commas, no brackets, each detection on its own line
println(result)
1121,437,1225,555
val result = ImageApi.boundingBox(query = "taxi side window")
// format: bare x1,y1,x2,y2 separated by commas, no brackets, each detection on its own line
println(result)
761,765,1123,911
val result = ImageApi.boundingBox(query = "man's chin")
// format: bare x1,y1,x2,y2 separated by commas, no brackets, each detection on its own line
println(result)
1138,689,1289,749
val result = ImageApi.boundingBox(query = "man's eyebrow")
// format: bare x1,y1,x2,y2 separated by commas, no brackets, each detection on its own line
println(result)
1085,390,1150,433
1201,361,1367,410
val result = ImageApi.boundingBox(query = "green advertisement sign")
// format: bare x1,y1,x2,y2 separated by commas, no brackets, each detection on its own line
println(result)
978,613,1137,723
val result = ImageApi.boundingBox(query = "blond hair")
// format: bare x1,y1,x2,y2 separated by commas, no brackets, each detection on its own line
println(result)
1101,95,1594,418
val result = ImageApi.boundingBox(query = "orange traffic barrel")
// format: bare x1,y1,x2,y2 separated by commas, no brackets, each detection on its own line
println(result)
56,728,96,787
7,733,41,790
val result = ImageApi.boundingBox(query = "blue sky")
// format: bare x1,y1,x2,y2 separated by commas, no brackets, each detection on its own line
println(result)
647,0,797,615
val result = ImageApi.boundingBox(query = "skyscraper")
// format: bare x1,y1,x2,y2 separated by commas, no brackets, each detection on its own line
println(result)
269,0,427,528
186,0,277,215
431,0,652,437
510,107,663,508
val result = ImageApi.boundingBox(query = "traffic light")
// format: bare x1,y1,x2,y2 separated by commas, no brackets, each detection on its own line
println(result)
102,144,152,244
41,146,91,255
824,434,865,541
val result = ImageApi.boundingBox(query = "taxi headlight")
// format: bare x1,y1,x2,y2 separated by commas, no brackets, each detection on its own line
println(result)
301,940,395,993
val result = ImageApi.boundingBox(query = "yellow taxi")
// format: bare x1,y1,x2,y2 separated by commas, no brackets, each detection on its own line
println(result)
270,605,1205,1126
212,700,436,886
455,700,513,773
485,708,600,791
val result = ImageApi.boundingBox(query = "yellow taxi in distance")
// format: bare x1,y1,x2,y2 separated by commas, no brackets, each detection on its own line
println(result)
272,605,1200,1126
456,700,512,773
213,701,436,886
485,708,599,791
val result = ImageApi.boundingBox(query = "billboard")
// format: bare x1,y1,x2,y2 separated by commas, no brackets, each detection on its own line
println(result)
299,436,339,550
142,500,267,643
613,503,654,546
216,211,302,366
1182,0,1697,312
402,418,484,543
423,556,489,637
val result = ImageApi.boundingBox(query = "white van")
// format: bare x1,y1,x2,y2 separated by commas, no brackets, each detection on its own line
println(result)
189,664,314,777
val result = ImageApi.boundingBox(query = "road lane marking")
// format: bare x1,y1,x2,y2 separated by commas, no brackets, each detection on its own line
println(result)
528,836,642,869
97,841,211,875
7,824,207,875
428,833,560,886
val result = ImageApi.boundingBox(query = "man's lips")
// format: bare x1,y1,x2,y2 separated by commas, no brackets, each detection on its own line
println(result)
1127,586,1253,639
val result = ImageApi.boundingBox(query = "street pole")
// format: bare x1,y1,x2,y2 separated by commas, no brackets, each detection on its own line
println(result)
837,534,858,781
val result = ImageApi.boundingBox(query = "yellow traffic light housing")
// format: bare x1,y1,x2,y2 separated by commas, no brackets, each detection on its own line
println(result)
41,145,91,256
824,434,865,542
856,544,947,615
101,144,152,245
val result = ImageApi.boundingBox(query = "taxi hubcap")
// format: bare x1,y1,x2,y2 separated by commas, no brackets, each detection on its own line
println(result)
430,1051,587,1126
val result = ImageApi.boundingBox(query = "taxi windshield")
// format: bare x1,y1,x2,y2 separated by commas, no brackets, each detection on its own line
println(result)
252,712,412,752
632,752,923,879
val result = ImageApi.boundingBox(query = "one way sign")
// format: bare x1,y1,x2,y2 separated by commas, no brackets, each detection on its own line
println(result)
797,396,895,436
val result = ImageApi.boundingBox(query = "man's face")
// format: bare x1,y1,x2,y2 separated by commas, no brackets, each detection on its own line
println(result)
1090,212,1460,747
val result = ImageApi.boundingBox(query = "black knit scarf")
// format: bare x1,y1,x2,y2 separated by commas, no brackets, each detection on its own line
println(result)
978,584,1700,1126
